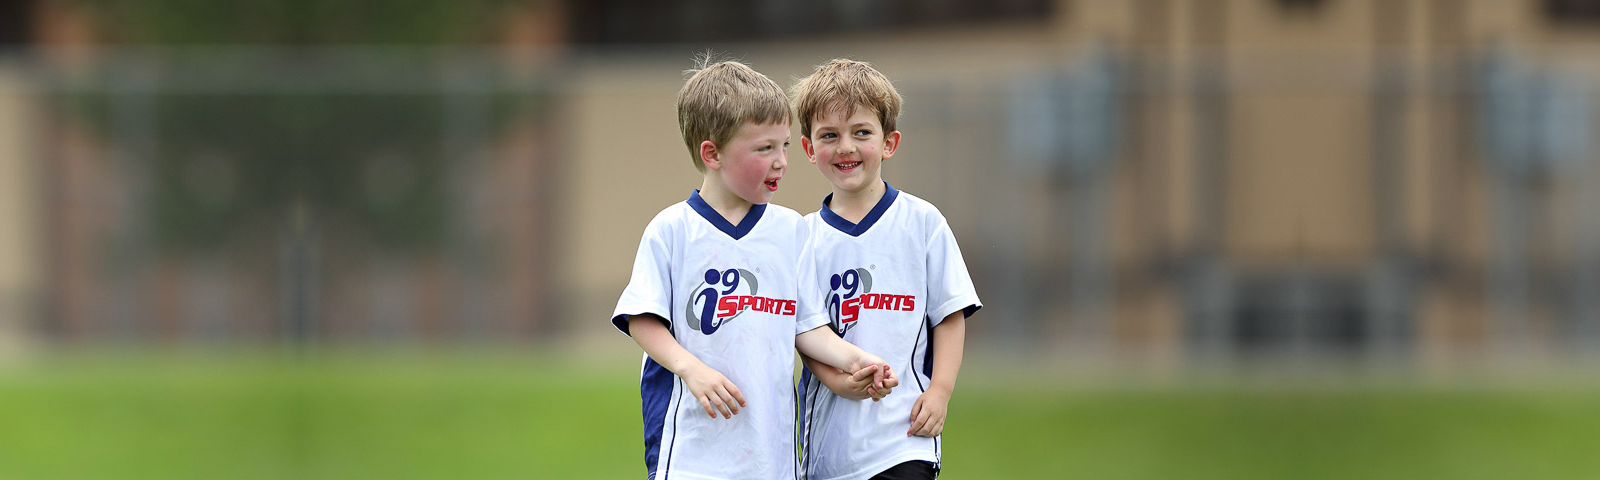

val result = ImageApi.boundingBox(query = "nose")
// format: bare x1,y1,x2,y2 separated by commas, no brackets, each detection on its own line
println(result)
839,138,858,156
773,148,787,170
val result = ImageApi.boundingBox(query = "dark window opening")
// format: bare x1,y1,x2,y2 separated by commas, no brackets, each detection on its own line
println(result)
1229,274,1371,354
1546,0,1600,24
0,0,33,46
566,0,1054,44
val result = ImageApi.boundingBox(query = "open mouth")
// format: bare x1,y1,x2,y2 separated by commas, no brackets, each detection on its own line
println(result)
765,178,780,191
836,161,861,171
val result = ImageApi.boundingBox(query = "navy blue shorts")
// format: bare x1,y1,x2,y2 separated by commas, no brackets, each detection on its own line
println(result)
870,460,938,480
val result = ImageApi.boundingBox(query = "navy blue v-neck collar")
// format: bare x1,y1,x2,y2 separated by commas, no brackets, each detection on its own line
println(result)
687,189,766,240
819,182,899,237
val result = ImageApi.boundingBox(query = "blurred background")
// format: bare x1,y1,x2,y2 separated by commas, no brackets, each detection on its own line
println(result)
4,0,1600,479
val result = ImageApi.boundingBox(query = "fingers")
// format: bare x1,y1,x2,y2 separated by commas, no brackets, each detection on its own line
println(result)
707,391,732,419
726,382,747,408
908,410,930,436
849,364,879,383
698,394,718,418
906,395,944,437
919,414,937,436
848,365,878,400
694,379,746,419
868,366,893,402
850,365,878,393
907,398,926,435
713,385,740,418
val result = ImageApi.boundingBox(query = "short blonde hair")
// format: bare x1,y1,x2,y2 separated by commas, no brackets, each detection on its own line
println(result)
676,58,791,172
789,58,903,139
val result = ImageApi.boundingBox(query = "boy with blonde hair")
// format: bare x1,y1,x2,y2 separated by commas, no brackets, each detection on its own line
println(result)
612,58,894,480
793,59,983,480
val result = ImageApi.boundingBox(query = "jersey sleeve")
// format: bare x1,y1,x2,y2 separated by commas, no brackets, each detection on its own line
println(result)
610,217,674,336
925,217,982,328
793,220,831,335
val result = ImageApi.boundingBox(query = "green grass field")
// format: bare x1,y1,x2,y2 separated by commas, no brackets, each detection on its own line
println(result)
2,349,1599,479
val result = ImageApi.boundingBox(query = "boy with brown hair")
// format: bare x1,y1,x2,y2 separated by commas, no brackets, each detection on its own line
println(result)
792,59,983,480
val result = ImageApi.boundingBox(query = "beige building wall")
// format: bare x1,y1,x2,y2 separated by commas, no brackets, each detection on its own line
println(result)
0,67,39,352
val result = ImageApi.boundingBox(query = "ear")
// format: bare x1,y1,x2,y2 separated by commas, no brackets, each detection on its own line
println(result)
699,140,720,170
801,136,818,165
881,131,901,159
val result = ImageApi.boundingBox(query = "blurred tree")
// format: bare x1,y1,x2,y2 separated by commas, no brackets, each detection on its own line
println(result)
69,0,541,44
54,0,554,251
145,94,451,250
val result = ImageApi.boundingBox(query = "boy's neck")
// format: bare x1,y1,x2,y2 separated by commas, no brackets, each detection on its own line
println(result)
827,180,885,224
698,176,754,226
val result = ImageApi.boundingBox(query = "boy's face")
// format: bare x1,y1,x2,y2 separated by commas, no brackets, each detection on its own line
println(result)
802,105,899,197
706,120,790,205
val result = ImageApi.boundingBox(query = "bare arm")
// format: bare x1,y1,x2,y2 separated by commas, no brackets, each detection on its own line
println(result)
800,353,888,401
629,314,745,419
909,311,965,436
795,327,897,397
928,312,965,395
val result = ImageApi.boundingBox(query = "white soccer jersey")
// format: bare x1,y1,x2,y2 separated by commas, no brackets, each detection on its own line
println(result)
612,190,827,480
796,183,982,480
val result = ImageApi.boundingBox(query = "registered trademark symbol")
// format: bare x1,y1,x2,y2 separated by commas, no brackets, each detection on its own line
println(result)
870,264,875,270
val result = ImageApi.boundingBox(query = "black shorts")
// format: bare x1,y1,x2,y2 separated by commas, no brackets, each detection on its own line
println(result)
869,460,938,480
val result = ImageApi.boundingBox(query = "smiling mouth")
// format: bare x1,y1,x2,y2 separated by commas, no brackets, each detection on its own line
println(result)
836,161,861,171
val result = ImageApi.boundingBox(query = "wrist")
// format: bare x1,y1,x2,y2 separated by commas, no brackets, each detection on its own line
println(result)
853,354,883,370
925,384,953,396
674,359,707,379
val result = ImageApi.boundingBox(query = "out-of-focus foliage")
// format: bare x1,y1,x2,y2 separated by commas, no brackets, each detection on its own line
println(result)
70,0,539,44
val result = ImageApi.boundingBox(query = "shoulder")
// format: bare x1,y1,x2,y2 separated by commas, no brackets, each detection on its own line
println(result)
640,201,693,237
891,190,951,229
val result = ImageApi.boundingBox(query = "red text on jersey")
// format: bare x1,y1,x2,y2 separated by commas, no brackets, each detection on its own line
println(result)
716,295,798,318
839,293,917,323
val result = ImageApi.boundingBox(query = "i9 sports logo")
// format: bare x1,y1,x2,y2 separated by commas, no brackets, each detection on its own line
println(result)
826,268,916,335
683,268,796,335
